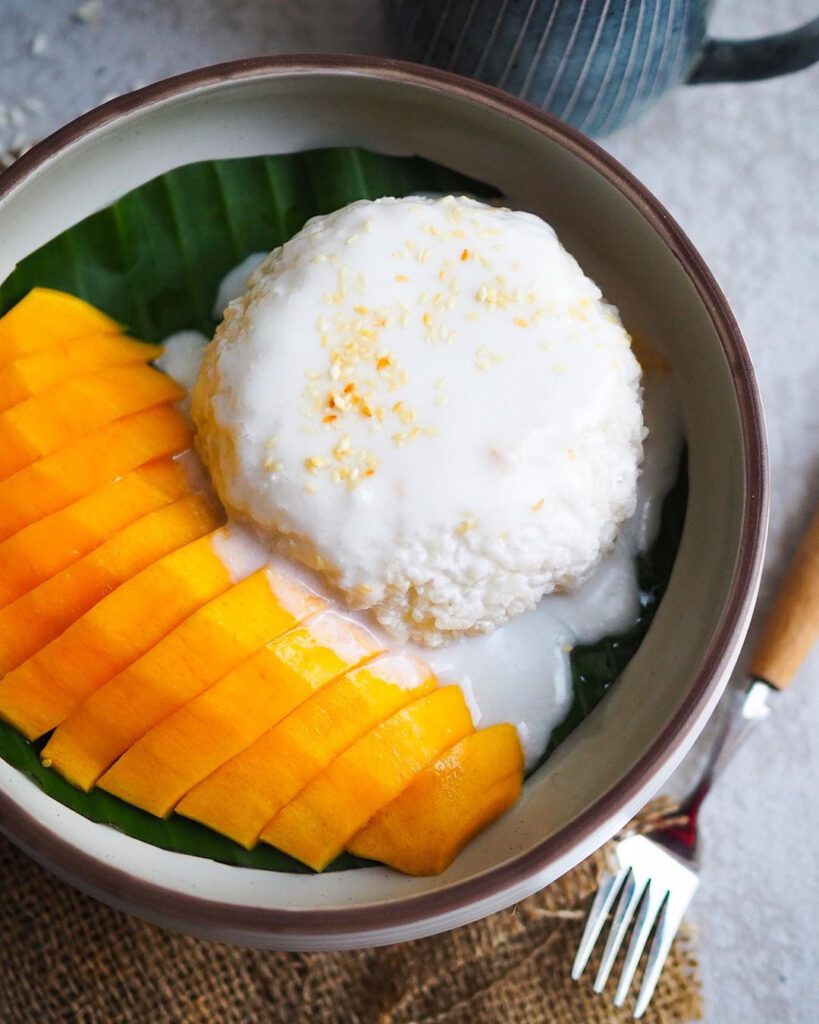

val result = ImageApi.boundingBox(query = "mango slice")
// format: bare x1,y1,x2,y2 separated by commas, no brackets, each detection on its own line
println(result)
110,610,381,819
260,686,474,870
0,523,236,740
0,492,216,675
348,725,524,875
0,334,162,413
0,459,189,609
175,652,429,844
0,363,183,479
0,288,120,367
46,568,329,791
0,405,191,542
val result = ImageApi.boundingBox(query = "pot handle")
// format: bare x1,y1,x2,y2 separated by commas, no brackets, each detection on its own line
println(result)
687,15,819,84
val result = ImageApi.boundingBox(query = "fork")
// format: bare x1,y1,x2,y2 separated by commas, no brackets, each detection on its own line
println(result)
572,501,819,1018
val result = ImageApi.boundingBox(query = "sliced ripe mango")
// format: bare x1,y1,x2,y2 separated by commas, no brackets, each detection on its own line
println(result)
348,725,524,875
0,404,191,542
0,334,162,413
0,458,189,609
46,568,329,791
0,288,121,367
106,609,381,819
260,686,474,870
0,492,217,675
0,523,236,741
0,362,182,479
177,653,434,847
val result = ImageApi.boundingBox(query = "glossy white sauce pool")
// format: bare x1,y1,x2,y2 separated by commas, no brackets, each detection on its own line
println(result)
212,252,266,319
159,260,683,771
155,330,208,420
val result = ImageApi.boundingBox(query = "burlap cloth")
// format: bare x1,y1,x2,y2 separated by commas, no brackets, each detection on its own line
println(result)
0,801,702,1024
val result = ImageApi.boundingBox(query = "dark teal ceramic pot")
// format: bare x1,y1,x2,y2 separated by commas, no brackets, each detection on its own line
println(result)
383,1,819,135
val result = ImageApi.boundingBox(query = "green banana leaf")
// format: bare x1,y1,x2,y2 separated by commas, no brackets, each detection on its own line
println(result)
0,147,686,872
0,148,496,340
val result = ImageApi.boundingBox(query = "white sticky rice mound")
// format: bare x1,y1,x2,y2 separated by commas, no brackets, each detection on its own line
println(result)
194,196,645,646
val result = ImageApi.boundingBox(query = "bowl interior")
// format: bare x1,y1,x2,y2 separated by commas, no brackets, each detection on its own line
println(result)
0,62,764,947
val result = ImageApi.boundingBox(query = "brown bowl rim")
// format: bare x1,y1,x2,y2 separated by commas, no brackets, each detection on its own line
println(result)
0,53,768,941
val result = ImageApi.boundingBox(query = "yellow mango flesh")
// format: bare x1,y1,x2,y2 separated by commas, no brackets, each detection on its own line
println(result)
348,725,524,876
0,459,188,610
0,334,162,413
0,288,121,367
260,686,474,870
179,653,435,847
0,523,231,740
0,492,216,675
47,569,329,791
0,405,191,542
0,362,183,479
114,609,381,820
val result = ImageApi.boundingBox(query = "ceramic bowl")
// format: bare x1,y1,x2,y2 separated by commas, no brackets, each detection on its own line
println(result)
0,55,767,950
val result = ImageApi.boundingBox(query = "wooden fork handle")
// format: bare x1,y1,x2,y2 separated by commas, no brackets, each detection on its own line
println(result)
750,501,819,689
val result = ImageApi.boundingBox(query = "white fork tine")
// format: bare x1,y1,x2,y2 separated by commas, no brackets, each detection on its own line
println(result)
633,889,691,1018
571,679,776,1015
593,868,646,992
571,866,630,980
613,882,668,1007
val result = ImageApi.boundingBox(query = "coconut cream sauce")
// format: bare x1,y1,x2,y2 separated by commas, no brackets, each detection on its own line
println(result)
158,278,683,770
